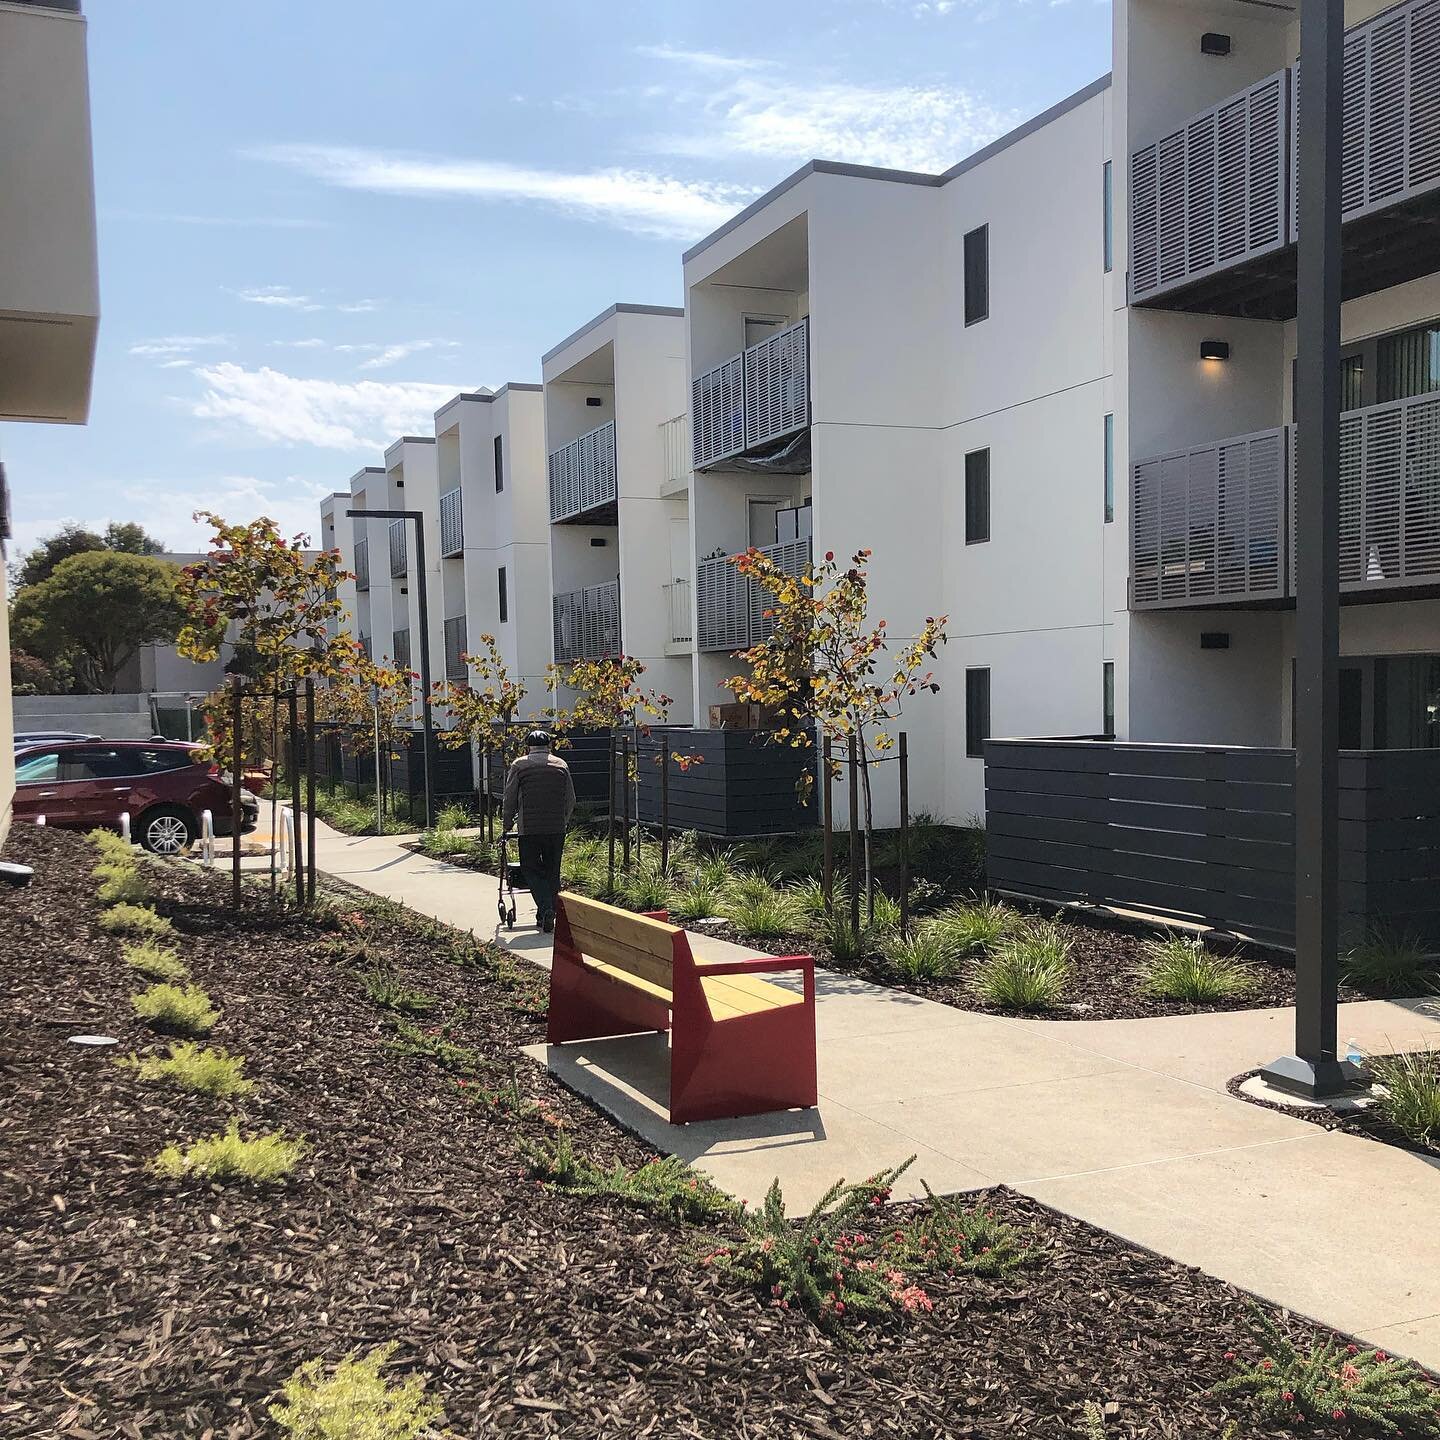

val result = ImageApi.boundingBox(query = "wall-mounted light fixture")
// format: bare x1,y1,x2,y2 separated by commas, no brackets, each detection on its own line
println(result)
1201,32,1232,57
586,396,603,407
1200,632,1231,650
1200,339,1231,362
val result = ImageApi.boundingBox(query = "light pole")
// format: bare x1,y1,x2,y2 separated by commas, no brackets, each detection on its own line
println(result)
347,507,435,830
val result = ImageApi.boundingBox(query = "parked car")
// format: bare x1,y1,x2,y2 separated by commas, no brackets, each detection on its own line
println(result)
12,740,259,854
13,730,101,748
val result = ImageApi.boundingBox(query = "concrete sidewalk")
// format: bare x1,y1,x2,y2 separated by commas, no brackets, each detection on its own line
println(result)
310,820,1440,1368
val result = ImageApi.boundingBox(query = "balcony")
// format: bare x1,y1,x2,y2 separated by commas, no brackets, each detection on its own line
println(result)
661,412,691,493
1130,391,1440,609
1129,0,1440,320
354,538,370,592
696,538,812,652
692,317,810,470
440,488,463,557
392,628,411,671
443,615,467,680
664,578,693,649
388,520,407,579
553,579,621,665
548,420,617,524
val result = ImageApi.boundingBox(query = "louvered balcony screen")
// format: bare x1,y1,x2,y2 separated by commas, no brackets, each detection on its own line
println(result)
696,538,812,652
745,318,810,450
1130,429,1287,609
388,521,407,578
547,421,617,522
1130,70,1289,302
392,628,411,671
443,616,467,679
354,538,370,591
692,355,746,468
552,579,621,665
439,489,464,557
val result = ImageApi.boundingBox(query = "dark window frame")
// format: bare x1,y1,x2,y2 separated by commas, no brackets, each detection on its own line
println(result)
1102,160,1114,274
965,667,991,760
494,433,504,493
964,447,991,545
1103,412,1115,524
1103,660,1115,738
963,224,989,327
498,564,509,624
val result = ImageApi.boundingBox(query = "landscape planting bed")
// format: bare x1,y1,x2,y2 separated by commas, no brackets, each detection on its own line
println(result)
3,822,1430,1437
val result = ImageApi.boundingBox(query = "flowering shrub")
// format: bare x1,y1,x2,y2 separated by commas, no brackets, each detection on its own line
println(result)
270,1343,447,1440
886,1182,1040,1278
1212,1305,1440,1434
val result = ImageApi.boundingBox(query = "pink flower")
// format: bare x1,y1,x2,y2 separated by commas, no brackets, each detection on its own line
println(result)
894,1285,933,1313
1332,1409,1345,1421
833,1300,846,1316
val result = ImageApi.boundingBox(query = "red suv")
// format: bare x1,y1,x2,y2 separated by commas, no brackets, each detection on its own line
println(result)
12,740,259,854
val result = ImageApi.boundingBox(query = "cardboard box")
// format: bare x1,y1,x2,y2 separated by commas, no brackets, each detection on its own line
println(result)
709,703,758,730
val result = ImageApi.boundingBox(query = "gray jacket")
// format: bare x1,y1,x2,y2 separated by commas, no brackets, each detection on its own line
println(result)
501,750,576,836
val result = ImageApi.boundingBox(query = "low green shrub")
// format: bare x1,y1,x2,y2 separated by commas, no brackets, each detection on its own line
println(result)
362,969,438,1016
668,875,726,923
723,874,807,939
97,868,149,906
1370,1049,1440,1150
100,903,175,940
614,861,671,913
87,828,134,861
119,1041,252,1098
1343,929,1438,997
868,891,903,933
888,1182,1040,1278
486,949,548,1016
123,940,188,983
1138,937,1256,1004
418,828,481,860
522,1131,735,1225
972,925,1072,1011
153,1118,302,1185
388,1018,487,1076
1212,1304,1440,1434
883,927,956,983
434,801,473,831
270,1343,445,1440
926,899,1022,957
821,910,876,966
131,982,218,1036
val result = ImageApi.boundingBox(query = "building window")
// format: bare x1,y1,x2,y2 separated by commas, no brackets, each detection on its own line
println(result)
1103,413,1115,523
494,434,504,492
963,224,989,326
1103,661,1115,737
965,668,991,759
498,565,508,623
1102,161,1114,274
964,448,990,544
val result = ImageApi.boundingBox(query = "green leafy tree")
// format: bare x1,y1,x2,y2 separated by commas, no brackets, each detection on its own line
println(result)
11,551,185,693
11,519,165,588
103,521,165,557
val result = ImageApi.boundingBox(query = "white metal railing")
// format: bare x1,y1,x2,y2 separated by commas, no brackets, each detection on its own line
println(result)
692,317,811,468
696,538,811,652
664,578,693,646
444,615,468,679
388,520,407,578
440,488,464,556
553,578,621,665
354,537,370,591
661,412,691,487
547,420,617,523
692,354,746,468
201,809,215,867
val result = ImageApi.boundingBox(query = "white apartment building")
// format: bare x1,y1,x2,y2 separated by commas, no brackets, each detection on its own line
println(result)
681,0,1440,827
1,0,99,850
343,465,398,673
542,304,694,723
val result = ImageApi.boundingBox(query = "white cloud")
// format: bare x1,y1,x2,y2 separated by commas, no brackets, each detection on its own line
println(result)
270,337,328,349
129,334,232,360
235,284,323,312
186,362,463,452
634,44,774,72
337,298,382,314
116,475,336,552
249,143,755,240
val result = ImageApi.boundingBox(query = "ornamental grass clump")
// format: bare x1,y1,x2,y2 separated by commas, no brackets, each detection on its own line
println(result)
926,898,1023,957
131,982,218,1036
1138,936,1257,1004
1212,1305,1440,1434
270,1343,447,1440
668,873,726,923
972,923,1073,1011
522,1131,735,1225
100,903,175,940
614,860,671,913
1343,929,1438,997
119,1041,252,1099
883,927,956,983
888,1183,1041,1278
153,1118,302,1185
122,940,188,983
1370,1049,1440,1150
723,874,807,940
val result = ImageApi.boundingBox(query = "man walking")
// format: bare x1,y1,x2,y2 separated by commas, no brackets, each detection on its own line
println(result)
501,730,575,933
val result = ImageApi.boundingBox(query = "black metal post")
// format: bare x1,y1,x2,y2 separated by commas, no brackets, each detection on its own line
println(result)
660,743,671,874
230,677,243,909
1262,0,1359,1100
620,733,632,871
289,687,304,906
822,736,834,910
305,678,317,905
848,735,861,940
899,732,911,940
606,731,617,894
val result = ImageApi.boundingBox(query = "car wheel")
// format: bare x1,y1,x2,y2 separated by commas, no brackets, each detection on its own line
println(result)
138,806,195,856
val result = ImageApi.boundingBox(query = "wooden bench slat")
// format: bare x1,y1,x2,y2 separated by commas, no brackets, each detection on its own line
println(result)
701,973,804,1014
568,924,675,991
585,957,673,1006
558,893,675,961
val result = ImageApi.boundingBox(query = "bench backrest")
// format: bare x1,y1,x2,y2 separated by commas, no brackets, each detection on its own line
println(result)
555,891,690,993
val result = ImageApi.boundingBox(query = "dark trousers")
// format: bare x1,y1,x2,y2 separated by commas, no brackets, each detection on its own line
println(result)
518,833,564,923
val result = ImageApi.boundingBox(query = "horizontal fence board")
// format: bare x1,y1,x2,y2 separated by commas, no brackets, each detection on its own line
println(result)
987,740,1294,784
985,764,1295,815
984,787,1295,844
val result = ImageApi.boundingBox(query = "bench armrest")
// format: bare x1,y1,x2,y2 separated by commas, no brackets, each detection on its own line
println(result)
693,953,813,978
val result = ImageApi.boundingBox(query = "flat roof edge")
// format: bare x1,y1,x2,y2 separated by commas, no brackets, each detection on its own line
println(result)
541,302,685,366
939,73,1112,183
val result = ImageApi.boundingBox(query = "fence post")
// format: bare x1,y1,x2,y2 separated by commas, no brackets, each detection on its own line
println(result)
606,730,617,894
230,676,244,909
201,809,215,868
848,735,861,940
305,678,317,905
822,735,833,910
620,733,632,871
899,732,911,940
288,686,304,905
660,742,671,875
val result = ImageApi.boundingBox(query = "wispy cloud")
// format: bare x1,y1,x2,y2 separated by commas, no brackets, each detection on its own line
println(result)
248,144,755,240
634,44,774,72
104,209,327,230
129,334,232,360
234,284,323,312
186,363,463,451
269,337,328,349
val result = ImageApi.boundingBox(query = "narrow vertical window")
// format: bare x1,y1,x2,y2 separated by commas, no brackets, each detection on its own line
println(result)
1103,661,1115,737
494,434,504,492
497,565,508,623
965,668,991,759
1102,160,1114,274
965,448,990,544
963,224,989,326
1103,413,1115,523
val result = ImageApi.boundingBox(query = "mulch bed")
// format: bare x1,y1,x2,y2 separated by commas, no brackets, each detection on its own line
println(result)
1,822,1407,1437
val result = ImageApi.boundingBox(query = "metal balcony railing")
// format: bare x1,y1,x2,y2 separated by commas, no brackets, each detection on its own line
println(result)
547,420,617,523
695,538,812,652
354,538,370,592
443,615,468,679
392,628,411,671
552,578,621,665
440,488,463,557
388,520,407,578
661,412,691,488
664,578,693,646
1131,392,1440,609
692,318,811,469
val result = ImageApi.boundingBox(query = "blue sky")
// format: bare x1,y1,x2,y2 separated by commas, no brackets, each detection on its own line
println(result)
3,0,1112,559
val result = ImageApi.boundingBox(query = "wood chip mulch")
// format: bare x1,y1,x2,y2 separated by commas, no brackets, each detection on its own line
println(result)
0,823,1387,1438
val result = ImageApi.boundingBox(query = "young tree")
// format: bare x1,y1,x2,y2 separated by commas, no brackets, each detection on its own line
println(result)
432,633,528,822
10,550,186,693
725,546,947,918
312,638,416,821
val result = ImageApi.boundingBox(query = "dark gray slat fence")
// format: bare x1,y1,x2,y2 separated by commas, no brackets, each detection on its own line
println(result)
984,739,1440,950
482,727,613,806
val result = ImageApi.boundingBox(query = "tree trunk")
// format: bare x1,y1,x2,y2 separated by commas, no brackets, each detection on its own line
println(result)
857,725,876,924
